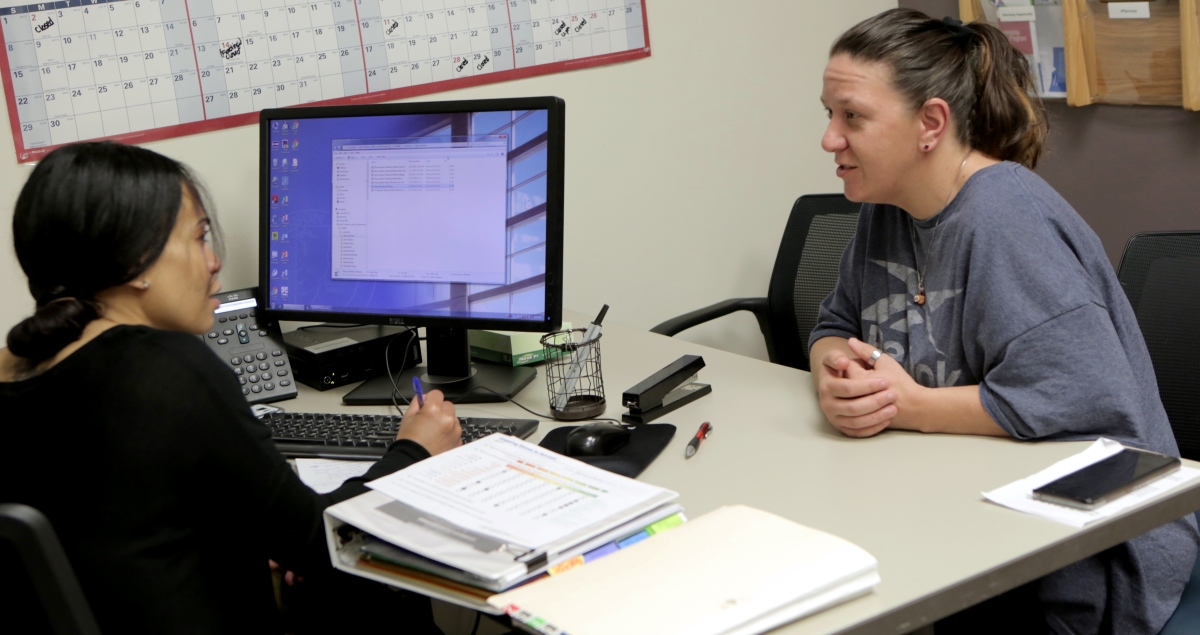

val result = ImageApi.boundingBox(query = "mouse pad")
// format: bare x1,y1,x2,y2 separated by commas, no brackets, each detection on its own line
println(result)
539,424,676,478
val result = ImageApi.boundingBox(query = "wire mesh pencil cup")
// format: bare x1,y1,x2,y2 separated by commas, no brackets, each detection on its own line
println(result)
540,328,606,420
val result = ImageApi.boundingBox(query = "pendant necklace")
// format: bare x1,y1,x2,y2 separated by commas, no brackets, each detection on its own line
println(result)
909,154,970,307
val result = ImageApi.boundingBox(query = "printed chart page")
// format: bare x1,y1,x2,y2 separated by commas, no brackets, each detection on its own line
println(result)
0,0,649,162
366,433,676,551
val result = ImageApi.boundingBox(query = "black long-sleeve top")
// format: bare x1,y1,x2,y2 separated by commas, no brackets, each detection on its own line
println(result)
0,325,429,633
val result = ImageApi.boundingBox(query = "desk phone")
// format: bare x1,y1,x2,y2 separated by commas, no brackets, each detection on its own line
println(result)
205,287,297,405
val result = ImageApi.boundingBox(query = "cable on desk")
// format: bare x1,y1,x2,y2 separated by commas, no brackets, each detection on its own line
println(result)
383,328,420,417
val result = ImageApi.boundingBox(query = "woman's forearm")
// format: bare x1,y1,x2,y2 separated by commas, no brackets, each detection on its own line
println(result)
896,384,1008,437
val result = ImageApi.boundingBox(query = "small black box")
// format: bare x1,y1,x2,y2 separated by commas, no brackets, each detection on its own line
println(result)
283,325,421,391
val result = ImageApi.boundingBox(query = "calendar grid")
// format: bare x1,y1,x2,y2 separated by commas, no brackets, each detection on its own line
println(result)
1,0,650,163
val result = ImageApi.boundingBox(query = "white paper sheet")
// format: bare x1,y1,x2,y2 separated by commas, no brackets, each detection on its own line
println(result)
296,458,373,494
983,438,1200,528
366,434,676,551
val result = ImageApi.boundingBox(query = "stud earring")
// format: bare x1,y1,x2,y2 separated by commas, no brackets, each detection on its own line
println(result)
924,144,930,150
141,280,150,289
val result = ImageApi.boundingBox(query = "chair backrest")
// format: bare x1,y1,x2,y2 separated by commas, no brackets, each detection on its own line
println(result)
1116,231,1200,461
765,194,862,371
0,503,101,635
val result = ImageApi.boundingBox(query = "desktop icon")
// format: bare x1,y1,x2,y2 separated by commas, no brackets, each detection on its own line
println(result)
281,214,289,223
271,250,279,260
281,233,288,241
292,139,299,149
271,141,279,149
280,269,288,278
281,250,288,260
271,231,279,240
292,158,298,167
280,286,289,296
292,120,299,129
271,268,278,278
271,176,278,185
282,176,289,186
271,194,279,204
271,214,278,224
272,158,278,167
282,122,289,131
282,195,289,204
271,286,279,296
272,122,279,131
282,139,289,149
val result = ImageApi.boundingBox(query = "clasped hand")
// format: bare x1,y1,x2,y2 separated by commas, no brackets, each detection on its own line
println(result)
816,338,922,438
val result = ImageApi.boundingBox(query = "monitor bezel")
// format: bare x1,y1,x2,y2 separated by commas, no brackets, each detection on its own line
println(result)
257,96,564,334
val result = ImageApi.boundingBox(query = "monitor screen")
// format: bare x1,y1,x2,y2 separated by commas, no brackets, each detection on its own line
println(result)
259,98,562,333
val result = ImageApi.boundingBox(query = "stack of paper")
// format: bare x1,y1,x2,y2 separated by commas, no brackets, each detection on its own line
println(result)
323,434,682,613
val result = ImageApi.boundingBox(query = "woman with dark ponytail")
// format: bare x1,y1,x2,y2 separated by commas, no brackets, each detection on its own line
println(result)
0,142,462,634
808,8,1197,635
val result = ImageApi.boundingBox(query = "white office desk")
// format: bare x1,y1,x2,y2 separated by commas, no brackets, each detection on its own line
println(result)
286,310,1200,635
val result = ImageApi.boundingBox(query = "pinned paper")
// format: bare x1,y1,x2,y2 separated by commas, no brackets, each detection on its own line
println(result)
998,6,1037,22
1108,2,1151,19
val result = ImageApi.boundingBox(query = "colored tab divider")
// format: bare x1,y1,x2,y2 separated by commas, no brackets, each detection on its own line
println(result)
546,513,686,577
506,605,568,635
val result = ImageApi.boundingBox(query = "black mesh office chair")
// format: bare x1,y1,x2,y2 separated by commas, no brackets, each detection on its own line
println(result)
1114,231,1200,635
1115,231,1200,462
0,503,101,635
651,194,861,372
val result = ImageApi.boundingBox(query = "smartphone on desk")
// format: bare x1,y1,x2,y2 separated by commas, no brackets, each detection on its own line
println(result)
1032,447,1180,510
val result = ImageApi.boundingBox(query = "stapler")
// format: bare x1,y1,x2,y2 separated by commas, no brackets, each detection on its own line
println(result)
621,355,712,425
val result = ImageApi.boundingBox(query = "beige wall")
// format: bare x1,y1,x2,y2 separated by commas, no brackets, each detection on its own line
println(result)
0,1,896,361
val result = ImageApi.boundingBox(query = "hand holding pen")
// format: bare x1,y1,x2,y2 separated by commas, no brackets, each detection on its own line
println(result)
395,377,462,455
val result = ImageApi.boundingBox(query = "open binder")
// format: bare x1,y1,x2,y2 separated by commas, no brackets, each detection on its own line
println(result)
322,434,682,613
323,437,880,633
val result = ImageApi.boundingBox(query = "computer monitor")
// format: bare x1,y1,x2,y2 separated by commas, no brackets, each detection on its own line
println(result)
259,97,564,404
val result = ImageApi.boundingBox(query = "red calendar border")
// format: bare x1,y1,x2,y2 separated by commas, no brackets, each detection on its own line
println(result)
1,1,651,164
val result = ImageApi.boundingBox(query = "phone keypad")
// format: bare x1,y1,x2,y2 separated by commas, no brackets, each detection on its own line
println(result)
204,293,298,405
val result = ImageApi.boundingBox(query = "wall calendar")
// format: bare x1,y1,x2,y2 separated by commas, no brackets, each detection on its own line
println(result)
0,0,648,162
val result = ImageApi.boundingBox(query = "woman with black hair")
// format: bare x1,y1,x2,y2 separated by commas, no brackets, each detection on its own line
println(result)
808,8,1198,635
0,142,462,634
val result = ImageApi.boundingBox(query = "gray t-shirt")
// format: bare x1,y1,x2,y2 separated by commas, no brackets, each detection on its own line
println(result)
809,161,1199,634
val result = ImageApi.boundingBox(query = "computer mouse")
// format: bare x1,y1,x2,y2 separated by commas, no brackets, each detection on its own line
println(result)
565,422,632,457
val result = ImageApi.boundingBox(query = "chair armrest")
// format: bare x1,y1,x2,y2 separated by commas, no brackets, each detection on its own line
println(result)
650,298,770,337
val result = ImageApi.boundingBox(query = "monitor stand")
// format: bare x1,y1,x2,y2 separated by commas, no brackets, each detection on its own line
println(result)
342,326,536,405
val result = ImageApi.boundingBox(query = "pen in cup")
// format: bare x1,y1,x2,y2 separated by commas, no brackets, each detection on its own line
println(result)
412,376,425,408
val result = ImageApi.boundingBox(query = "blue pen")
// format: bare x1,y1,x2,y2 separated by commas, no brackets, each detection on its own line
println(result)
412,376,425,408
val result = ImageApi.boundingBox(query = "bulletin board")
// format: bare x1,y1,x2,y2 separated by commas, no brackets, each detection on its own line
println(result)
0,0,650,163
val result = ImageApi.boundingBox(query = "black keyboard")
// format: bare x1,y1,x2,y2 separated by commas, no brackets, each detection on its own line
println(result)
260,412,539,459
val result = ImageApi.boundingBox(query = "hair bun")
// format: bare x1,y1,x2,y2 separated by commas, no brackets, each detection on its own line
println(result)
6,297,100,365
